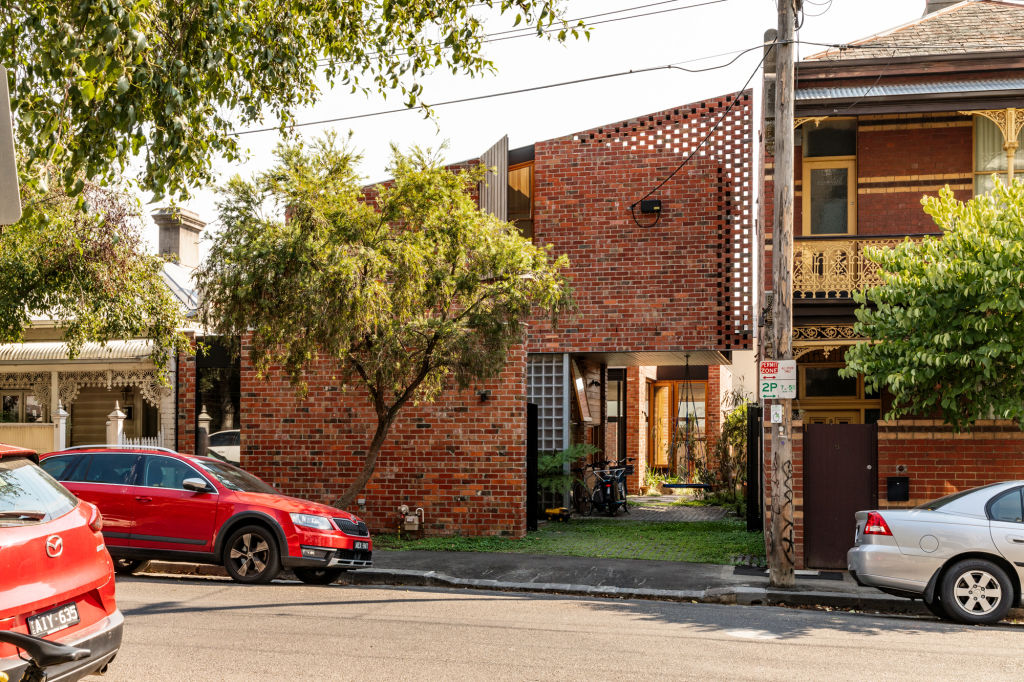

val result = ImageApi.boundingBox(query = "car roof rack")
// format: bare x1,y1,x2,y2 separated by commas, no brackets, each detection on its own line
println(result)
56,444,180,455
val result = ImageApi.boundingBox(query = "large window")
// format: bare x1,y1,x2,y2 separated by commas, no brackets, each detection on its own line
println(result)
974,116,1024,195
801,119,857,235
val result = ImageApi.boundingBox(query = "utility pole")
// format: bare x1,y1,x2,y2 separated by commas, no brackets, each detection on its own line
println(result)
769,0,799,588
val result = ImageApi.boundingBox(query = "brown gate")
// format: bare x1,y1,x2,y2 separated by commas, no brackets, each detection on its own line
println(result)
803,424,877,569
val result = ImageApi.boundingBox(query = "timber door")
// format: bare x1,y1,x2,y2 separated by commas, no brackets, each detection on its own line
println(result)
803,423,877,569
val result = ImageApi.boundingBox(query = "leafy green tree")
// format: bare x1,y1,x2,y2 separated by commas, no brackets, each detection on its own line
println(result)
0,170,188,370
844,180,1024,430
2,0,582,201
196,137,571,507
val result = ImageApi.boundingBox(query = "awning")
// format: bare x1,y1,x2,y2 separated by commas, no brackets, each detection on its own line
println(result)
796,77,1024,102
0,340,154,365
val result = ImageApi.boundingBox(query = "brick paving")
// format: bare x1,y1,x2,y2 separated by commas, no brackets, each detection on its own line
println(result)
581,495,731,522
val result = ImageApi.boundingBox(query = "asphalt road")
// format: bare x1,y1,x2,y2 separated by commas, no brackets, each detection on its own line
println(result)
106,575,1024,681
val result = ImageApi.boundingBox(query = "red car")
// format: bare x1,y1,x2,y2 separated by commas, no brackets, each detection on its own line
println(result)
39,446,372,585
1,444,123,681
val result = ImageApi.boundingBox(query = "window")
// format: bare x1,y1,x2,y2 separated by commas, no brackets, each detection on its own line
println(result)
0,458,78,525
141,456,202,490
79,453,140,485
1,391,44,423
989,488,1024,523
973,116,1024,195
802,366,858,398
801,119,857,235
40,455,79,481
508,162,534,239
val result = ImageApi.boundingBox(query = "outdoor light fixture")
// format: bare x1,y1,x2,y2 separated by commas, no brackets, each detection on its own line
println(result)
476,389,491,402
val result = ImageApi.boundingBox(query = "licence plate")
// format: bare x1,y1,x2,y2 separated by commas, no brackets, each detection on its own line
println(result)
354,541,369,550
27,602,80,637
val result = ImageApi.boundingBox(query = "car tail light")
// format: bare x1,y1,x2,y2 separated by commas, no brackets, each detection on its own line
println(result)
86,503,103,532
863,511,891,536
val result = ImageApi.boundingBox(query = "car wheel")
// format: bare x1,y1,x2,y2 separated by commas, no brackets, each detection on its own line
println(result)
222,525,281,584
113,558,149,576
294,567,345,585
922,592,948,620
940,559,1013,625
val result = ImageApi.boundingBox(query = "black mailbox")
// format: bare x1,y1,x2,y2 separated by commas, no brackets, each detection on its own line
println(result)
887,476,910,502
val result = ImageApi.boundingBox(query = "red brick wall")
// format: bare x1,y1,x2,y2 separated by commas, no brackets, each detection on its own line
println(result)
527,93,753,354
877,420,1024,507
626,366,657,494
240,346,527,537
176,337,197,456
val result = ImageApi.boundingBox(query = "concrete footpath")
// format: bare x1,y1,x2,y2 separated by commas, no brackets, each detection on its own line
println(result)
146,550,928,616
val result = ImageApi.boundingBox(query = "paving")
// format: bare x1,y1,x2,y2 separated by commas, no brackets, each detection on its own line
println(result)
614,501,730,522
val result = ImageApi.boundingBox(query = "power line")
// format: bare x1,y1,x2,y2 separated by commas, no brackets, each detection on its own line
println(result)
316,0,727,64
234,43,769,137
628,42,773,227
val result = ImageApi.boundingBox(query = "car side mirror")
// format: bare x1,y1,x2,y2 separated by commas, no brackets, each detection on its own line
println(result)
182,478,212,493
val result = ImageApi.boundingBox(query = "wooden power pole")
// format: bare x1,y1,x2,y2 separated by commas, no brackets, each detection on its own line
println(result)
769,0,799,588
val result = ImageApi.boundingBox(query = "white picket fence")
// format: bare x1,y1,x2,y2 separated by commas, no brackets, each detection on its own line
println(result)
119,432,165,448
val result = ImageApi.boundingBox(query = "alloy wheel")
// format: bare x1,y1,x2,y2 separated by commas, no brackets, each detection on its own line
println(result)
951,569,1002,616
230,532,270,577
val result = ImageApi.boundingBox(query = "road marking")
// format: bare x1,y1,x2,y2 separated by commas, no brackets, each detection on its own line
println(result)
725,628,780,640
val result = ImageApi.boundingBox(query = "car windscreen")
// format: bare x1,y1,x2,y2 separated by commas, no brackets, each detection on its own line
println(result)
0,457,78,525
915,482,1004,511
193,459,278,494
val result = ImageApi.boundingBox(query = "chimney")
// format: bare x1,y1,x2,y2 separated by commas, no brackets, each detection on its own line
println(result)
923,0,962,15
152,207,205,269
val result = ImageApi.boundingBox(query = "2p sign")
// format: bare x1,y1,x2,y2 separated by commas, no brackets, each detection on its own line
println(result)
759,360,796,400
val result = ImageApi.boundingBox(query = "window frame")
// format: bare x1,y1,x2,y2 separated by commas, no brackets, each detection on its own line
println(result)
801,156,858,236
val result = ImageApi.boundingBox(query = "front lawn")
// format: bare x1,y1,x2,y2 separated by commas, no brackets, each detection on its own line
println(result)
374,518,764,565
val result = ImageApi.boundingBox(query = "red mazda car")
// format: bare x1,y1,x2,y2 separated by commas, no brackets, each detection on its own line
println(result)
1,444,123,681
39,446,372,585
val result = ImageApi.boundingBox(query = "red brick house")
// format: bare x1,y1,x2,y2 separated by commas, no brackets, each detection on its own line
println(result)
760,0,1024,568
180,91,755,537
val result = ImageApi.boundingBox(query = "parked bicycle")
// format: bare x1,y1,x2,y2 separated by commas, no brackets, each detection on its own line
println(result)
569,463,594,517
590,458,634,516
0,630,90,682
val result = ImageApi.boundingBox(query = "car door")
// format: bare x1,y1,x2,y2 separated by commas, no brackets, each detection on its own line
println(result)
131,455,219,553
988,487,1024,593
61,452,140,549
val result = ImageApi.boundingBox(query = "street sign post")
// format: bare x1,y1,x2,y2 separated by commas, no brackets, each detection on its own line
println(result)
0,65,21,225
759,359,796,400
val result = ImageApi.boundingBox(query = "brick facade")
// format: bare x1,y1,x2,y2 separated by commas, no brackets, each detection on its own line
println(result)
877,420,1024,507
241,346,527,536
527,93,753,354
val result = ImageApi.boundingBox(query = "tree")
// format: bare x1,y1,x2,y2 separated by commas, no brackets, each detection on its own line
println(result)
2,0,583,201
196,137,571,507
0,169,189,370
843,180,1024,431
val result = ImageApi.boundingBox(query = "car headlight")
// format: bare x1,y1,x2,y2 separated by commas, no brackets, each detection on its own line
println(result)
290,513,333,531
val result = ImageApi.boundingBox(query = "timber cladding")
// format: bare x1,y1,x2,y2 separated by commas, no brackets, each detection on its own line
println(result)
526,92,754,353
239,339,528,537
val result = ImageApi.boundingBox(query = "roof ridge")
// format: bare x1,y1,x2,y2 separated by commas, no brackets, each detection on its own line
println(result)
805,0,1024,61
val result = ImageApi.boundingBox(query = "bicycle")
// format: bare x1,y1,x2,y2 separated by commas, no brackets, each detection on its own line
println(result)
569,464,594,517
0,630,89,682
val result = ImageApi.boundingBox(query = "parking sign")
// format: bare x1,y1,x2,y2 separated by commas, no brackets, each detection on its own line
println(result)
760,360,796,399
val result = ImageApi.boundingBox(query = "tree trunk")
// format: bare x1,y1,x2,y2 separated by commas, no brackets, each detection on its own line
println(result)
330,414,395,509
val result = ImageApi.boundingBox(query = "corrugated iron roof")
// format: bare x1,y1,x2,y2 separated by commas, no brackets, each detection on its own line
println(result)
0,340,154,364
161,261,199,313
796,77,1024,101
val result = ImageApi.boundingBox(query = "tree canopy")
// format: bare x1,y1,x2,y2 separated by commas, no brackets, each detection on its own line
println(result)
196,137,571,506
843,180,1024,430
2,0,582,200
0,170,189,370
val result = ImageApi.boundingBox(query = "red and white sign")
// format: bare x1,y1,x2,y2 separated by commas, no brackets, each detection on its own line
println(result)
759,360,797,399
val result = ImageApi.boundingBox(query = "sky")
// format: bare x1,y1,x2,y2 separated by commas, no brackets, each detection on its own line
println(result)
149,0,927,253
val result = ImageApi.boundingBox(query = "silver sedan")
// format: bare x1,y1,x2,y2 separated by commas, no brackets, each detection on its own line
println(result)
848,481,1024,624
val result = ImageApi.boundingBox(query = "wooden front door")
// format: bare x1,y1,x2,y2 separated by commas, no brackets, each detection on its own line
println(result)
803,423,877,569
